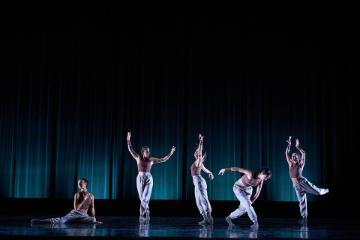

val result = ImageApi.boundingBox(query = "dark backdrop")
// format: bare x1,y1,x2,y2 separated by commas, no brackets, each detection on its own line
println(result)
0,9,357,210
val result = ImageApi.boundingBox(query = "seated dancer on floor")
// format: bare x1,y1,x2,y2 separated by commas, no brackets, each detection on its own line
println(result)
31,178,102,224
127,131,176,223
285,136,329,224
218,166,271,229
191,134,214,225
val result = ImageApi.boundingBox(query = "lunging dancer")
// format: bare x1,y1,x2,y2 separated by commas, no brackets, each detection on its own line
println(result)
31,178,102,224
127,131,176,223
285,136,329,224
218,167,271,229
191,134,214,225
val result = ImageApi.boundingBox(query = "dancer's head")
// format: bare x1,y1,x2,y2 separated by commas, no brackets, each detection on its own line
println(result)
141,146,150,158
257,168,272,181
78,178,88,190
291,153,301,162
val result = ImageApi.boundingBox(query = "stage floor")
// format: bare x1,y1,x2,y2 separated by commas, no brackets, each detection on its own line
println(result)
0,216,358,239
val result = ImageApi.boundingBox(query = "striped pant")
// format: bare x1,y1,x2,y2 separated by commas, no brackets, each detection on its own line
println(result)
293,177,327,219
136,172,153,218
192,175,212,215
31,210,96,224
229,184,257,223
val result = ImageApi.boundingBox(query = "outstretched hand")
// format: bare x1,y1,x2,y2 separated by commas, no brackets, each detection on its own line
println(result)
286,136,292,145
171,146,176,154
218,168,226,176
209,172,214,180
295,138,300,148
127,132,131,141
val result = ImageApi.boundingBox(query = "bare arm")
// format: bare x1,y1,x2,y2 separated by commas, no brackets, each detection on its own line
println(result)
218,167,252,177
73,193,79,210
198,134,204,154
251,181,264,204
194,134,204,167
285,136,294,166
202,165,214,180
90,195,103,224
296,139,306,166
127,132,139,162
90,195,95,217
151,146,176,164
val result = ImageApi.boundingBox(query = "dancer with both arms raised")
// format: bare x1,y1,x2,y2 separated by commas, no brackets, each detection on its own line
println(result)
285,136,329,224
127,131,176,224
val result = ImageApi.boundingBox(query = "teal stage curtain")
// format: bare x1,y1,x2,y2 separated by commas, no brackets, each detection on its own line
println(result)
0,74,349,202
0,29,354,202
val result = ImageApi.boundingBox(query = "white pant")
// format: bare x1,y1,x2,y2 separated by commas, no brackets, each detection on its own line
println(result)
293,177,327,219
229,184,257,223
32,210,96,224
192,175,212,215
136,172,153,217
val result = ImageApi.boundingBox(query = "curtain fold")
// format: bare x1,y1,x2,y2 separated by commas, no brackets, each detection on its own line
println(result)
1,30,354,202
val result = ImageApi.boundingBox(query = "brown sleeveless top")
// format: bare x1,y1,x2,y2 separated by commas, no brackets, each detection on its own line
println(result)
137,157,153,172
190,161,202,176
76,192,93,212
289,162,303,178
238,175,262,187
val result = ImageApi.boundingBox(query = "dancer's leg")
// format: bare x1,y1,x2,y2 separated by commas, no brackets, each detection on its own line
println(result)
294,183,308,220
299,177,329,195
227,185,257,226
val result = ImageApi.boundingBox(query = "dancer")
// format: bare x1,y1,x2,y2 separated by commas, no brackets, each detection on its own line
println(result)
191,134,214,225
218,167,271,229
285,136,329,224
127,131,176,223
31,178,102,224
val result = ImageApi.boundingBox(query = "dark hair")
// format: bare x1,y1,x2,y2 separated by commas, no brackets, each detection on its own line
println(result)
141,146,150,155
79,178,89,185
292,153,301,161
259,167,272,179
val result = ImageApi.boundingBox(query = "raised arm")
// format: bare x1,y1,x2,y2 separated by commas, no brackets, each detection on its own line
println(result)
295,138,305,166
194,134,204,167
198,134,204,154
251,180,264,204
151,146,176,164
202,165,214,180
127,132,140,162
218,167,252,178
285,136,294,165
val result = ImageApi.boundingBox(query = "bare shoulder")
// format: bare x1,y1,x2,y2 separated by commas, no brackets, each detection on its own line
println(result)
149,157,160,163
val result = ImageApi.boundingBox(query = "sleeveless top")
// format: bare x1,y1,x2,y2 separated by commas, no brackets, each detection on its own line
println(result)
289,162,303,178
76,192,92,212
137,157,153,172
190,161,202,176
